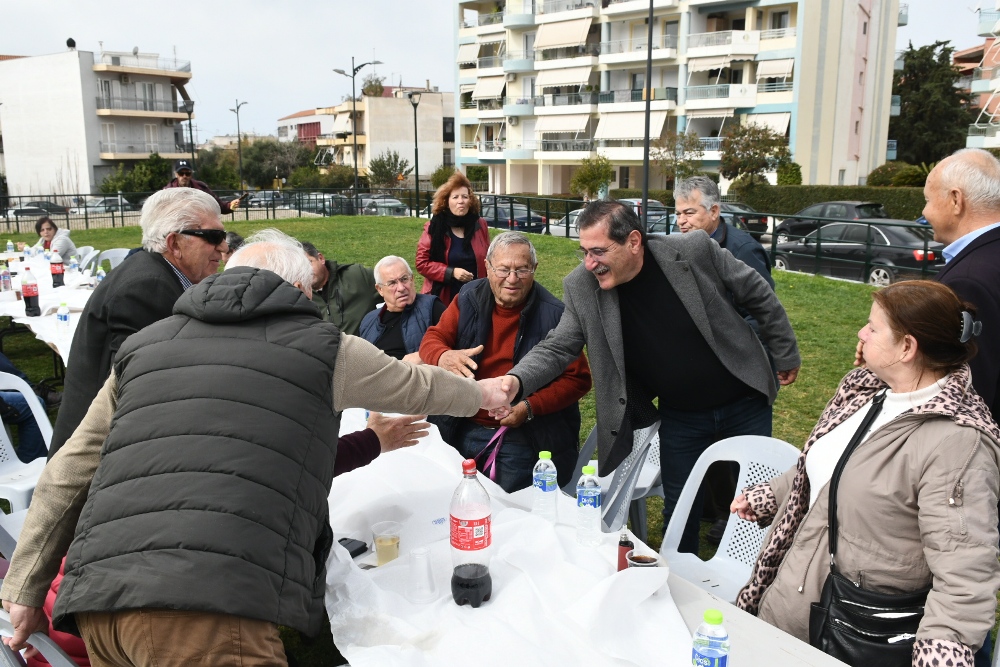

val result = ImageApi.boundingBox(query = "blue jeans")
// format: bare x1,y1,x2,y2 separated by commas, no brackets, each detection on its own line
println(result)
1,391,46,463
453,422,537,493
659,393,772,554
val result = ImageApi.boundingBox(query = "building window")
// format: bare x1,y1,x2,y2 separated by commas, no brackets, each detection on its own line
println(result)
621,166,630,188
859,72,864,85
278,126,288,138
838,169,846,185
855,120,860,134
771,11,790,30
443,117,455,142
443,148,454,167
631,73,645,91
862,21,868,35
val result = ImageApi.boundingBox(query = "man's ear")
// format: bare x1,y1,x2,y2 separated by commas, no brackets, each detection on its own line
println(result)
293,281,313,300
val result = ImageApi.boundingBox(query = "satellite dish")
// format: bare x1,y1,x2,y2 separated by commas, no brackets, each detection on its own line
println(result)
66,38,76,49
132,46,139,56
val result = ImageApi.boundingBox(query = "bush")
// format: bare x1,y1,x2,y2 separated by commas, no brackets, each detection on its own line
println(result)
431,165,457,189
735,185,925,219
866,161,909,187
776,162,803,186
466,165,488,182
890,164,928,187
728,174,771,198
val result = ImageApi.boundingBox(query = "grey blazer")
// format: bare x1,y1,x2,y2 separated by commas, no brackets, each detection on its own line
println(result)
509,232,801,472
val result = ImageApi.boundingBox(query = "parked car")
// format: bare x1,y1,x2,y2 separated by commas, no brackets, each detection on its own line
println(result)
720,202,768,239
553,208,585,232
772,201,890,243
362,198,410,217
299,192,354,215
248,191,287,208
5,205,49,221
481,203,547,234
770,221,944,286
650,213,752,236
615,198,670,224
69,197,134,214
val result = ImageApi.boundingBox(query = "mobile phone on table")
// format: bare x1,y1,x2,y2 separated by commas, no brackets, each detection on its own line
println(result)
338,537,368,558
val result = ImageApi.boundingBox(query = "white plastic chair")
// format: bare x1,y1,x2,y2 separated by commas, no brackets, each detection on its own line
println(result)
660,435,800,603
0,373,53,512
0,608,77,667
79,248,100,274
74,245,94,262
0,374,52,447
97,248,130,271
0,509,26,560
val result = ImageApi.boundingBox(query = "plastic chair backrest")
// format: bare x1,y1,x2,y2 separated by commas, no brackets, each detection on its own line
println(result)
562,426,598,494
97,248,130,271
74,245,94,260
0,373,53,448
80,248,100,274
601,421,660,533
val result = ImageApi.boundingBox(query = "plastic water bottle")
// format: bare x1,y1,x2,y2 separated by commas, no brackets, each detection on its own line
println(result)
692,609,731,667
68,255,79,274
450,459,493,608
0,263,10,292
5,240,12,253
23,245,32,258
96,267,106,284
22,268,40,317
576,465,602,546
56,303,70,333
531,450,558,522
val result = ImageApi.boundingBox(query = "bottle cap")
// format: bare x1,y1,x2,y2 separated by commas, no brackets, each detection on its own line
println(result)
461,459,477,475
538,451,551,459
703,609,723,625
60,302,67,307
582,465,596,475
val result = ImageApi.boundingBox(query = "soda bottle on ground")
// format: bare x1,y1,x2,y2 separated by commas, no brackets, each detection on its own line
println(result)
56,303,71,333
22,268,40,317
531,450,558,522
576,465,602,546
450,459,492,608
692,609,730,667
50,255,64,288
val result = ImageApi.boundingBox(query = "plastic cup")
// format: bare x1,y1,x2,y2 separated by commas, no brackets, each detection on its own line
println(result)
372,521,401,566
626,549,660,568
406,546,437,604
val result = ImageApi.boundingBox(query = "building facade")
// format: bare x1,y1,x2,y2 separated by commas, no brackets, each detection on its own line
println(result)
276,109,337,148
0,47,195,194
965,4,1000,148
454,0,904,194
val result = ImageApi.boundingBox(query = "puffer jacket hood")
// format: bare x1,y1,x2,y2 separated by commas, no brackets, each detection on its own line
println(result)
173,266,319,324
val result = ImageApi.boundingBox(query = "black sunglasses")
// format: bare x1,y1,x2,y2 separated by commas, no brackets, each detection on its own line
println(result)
177,170,193,176
179,228,227,245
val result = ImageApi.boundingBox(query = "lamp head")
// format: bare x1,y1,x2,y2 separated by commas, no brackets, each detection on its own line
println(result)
408,91,422,107
333,68,347,76
181,99,195,114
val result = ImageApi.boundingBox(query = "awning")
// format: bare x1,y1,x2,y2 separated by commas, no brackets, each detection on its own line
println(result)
594,111,667,140
472,76,506,99
534,18,593,50
685,108,735,119
478,35,506,45
459,83,476,93
686,56,732,72
755,58,795,80
535,66,593,89
457,43,480,65
746,112,791,135
331,114,352,134
534,114,591,135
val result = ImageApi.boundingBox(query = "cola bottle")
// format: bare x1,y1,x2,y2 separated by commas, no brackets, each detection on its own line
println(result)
22,268,40,317
50,254,65,288
450,459,492,608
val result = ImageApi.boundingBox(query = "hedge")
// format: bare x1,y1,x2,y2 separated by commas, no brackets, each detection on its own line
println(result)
609,188,675,207
729,185,925,220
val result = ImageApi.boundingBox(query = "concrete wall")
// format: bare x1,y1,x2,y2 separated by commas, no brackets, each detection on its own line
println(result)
367,92,455,178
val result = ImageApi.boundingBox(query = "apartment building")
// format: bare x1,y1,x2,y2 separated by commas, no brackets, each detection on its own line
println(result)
276,109,337,148
314,87,456,181
454,0,904,194
0,47,195,194
966,4,1000,148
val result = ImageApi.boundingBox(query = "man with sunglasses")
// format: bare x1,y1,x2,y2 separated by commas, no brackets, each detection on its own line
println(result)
48,188,228,458
163,159,242,214
421,232,592,492
499,201,800,552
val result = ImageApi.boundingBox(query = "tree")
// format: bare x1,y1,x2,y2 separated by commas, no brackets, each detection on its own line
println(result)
431,164,457,189
650,131,704,187
466,165,488,183
719,122,791,184
240,138,314,189
891,163,934,187
98,153,175,193
569,155,615,200
891,41,975,165
196,146,240,190
361,73,385,98
866,161,909,187
367,150,412,189
776,161,802,185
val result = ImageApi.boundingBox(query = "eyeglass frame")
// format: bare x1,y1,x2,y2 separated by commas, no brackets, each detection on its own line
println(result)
574,243,620,262
178,228,228,246
488,263,535,280
377,274,414,289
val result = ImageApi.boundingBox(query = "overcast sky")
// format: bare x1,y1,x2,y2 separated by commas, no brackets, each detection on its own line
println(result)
0,0,976,142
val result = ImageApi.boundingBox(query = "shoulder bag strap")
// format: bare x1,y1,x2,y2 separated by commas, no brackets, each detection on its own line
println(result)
827,391,886,569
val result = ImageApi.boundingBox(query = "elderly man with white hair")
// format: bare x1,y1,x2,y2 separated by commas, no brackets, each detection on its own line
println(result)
358,255,445,363
48,187,228,458
1,229,513,666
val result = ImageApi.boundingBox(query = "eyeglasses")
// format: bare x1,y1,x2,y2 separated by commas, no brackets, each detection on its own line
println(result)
489,264,535,279
177,171,193,177
574,244,618,262
379,274,413,289
179,228,228,246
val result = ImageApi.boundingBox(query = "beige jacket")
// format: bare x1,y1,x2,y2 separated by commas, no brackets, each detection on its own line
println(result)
738,366,1000,667
1,334,483,608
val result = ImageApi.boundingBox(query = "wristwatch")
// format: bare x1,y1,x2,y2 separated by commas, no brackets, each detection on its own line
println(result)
521,399,534,422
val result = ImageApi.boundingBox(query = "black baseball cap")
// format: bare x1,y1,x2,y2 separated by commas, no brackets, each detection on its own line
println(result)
174,160,193,173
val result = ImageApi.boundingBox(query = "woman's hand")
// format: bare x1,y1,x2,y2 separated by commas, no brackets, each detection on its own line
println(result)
730,494,757,522
15,242,26,251
453,268,474,282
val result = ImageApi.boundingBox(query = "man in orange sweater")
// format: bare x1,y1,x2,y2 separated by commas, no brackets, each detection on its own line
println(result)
421,232,592,492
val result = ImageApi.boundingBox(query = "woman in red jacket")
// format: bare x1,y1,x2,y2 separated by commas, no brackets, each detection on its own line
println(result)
415,172,490,306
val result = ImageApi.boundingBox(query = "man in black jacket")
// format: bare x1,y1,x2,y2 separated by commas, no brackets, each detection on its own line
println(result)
49,187,228,457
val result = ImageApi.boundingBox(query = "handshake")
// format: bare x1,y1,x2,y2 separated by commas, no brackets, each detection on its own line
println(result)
477,375,521,419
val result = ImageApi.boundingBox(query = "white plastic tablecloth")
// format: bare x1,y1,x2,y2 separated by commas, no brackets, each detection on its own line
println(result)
326,409,691,667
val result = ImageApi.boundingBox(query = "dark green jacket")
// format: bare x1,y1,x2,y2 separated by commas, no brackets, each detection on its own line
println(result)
311,259,380,336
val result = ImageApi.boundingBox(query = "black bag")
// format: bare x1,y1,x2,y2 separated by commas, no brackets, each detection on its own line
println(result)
808,392,930,667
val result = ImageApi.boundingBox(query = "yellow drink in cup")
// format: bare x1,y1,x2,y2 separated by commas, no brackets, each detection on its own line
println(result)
372,521,402,566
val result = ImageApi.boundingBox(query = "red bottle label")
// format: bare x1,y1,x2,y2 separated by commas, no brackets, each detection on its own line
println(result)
450,515,491,551
22,283,38,298
51,263,64,274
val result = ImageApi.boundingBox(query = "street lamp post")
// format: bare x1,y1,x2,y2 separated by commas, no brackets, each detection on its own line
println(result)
181,99,196,170
408,92,421,217
230,99,248,192
334,57,382,215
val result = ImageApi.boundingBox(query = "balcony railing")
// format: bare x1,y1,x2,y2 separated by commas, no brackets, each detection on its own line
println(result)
538,138,594,151
478,55,504,69
96,53,191,72
479,12,505,25
685,84,731,100
699,137,723,151
688,31,737,48
460,100,478,109
887,140,897,160
477,98,505,111
761,27,797,40
974,67,996,80
537,44,601,60
504,1,536,14
597,87,677,103
599,34,678,55
461,140,507,152
757,81,793,93
503,51,533,61
99,141,192,154
898,3,908,26
95,96,181,113
956,76,973,90
318,131,365,139
969,124,998,137
982,10,1000,25
890,94,901,108
537,0,596,14
536,92,600,106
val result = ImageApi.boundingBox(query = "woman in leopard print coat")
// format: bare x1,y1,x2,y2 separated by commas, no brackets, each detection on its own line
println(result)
731,281,1000,667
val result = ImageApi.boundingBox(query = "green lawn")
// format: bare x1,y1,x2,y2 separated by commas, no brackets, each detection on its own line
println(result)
1,216,879,666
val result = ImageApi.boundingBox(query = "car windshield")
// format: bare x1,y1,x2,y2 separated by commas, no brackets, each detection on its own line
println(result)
378,199,403,206
856,204,889,218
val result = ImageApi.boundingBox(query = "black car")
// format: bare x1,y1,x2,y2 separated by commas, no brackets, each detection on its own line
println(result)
248,191,287,208
481,203,546,233
773,201,890,243
771,221,944,286
721,202,768,239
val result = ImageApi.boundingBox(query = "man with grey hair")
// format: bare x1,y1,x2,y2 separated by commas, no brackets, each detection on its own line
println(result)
48,187,228,458
421,232,592,492
359,255,445,362
1,229,513,666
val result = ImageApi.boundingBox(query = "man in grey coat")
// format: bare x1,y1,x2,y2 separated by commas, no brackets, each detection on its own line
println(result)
498,200,801,553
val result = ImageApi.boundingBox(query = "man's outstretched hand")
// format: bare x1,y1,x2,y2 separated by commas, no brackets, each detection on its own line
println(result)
1,601,47,656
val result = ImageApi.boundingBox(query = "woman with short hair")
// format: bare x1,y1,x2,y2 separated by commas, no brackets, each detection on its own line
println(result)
20,217,77,261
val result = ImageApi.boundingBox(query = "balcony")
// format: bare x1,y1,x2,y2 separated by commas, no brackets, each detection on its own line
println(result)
92,53,192,80
597,87,677,105
504,0,536,27
604,0,677,16
476,98,506,118
759,26,797,51
536,44,601,65
757,81,794,93
979,10,1000,37
475,139,507,160
890,95,901,117
95,96,189,118
967,124,1000,148
971,67,998,94
504,141,538,159
503,96,537,115
598,35,677,65
98,141,193,159
684,83,756,110
503,51,536,72
535,91,600,110
898,3,908,26
886,140,897,161
697,137,723,160
894,51,904,71
477,55,505,70
536,0,598,19
316,131,366,146
687,30,760,58
537,138,594,154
